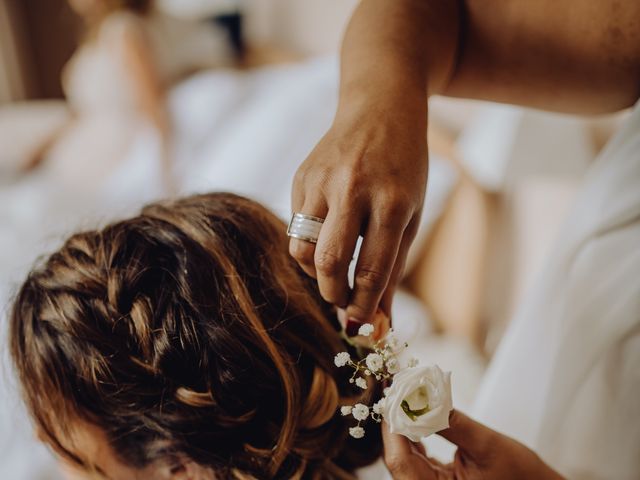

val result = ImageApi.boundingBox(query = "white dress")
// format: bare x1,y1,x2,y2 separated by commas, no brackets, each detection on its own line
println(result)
473,101,640,479
46,10,230,192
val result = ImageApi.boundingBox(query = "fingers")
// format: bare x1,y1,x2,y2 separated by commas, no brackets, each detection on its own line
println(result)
288,195,328,279
346,210,410,322
289,238,317,278
438,410,495,460
379,216,420,317
314,206,363,308
382,421,440,480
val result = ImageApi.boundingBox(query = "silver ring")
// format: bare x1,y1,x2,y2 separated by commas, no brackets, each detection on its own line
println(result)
287,212,325,244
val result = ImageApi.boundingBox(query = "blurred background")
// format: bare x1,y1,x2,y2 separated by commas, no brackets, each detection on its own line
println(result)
0,0,630,478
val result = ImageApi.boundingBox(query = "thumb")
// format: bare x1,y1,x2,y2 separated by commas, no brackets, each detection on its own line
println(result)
382,421,439,479
438,410,497,459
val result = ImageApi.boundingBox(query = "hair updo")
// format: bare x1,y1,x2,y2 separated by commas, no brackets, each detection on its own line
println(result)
9,193,381,479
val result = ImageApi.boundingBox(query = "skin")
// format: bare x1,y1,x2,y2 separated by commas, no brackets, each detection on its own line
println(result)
382,410,565,480
56,423,213,480
289,0,640,326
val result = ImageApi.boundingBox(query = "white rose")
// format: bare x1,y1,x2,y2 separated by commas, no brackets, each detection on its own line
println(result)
355,377,368,390
383,365,453,442
349,426,365,439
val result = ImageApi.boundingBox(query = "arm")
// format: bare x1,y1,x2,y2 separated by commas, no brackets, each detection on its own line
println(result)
341,0,640,114
290,0,640,327
118,20,175,192
120,23,170,135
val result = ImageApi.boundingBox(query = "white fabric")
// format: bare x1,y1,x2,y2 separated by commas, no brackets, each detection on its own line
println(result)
473,101,640,479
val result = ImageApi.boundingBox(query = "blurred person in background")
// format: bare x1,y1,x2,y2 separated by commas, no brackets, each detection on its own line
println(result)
23,0,232,192
290,0,640,479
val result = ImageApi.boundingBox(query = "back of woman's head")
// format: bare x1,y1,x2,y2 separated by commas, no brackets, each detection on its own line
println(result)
10,193,380,479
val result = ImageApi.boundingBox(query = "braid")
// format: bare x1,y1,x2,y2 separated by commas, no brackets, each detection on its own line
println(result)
10,192,382,478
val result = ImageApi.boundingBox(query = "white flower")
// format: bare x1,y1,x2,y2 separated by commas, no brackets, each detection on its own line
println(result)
334,352,351,367
365,353,384,373
385,357,399,374
407,357,419,368
349,426,365,439
352,403,370,421
372,398,385,415
355,377,368,390
383,387,391,397
383,365,453,442
385,332,400,349
340,406,353,416
358,323,375,337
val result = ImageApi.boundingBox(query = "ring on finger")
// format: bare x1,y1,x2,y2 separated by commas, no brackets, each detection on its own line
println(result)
287,212,325,244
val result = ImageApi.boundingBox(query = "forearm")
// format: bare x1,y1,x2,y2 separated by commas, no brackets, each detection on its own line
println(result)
337,0,460,120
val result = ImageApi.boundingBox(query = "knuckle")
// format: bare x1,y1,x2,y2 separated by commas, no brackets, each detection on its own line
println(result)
315,249,344,278
342,170,363,199
355,267,388,293
378,189,412,221
289,241,315,265
293,164,309,186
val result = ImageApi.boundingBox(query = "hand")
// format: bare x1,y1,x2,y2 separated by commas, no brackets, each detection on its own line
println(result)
290,92,428,328
382,410,565,480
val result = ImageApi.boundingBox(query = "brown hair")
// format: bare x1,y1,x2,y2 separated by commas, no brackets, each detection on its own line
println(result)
9,193,381,479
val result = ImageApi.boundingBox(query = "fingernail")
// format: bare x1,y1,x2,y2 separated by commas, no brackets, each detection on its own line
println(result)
346,318,363,337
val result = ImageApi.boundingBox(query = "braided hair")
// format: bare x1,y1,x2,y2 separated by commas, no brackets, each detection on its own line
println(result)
10,193,381,479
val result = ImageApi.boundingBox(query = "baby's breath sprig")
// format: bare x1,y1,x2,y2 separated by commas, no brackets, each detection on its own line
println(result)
334,324,413,438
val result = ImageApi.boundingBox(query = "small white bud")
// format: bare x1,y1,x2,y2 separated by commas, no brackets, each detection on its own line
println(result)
340,405,353,416
355,377,368,390
358,323,375,337
352,403,370,421
372,398,385,415
386,357,399,374
334,352,351,367
365,353,384,373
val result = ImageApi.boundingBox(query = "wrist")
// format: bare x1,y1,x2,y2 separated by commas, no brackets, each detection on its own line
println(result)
335,77,428,137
